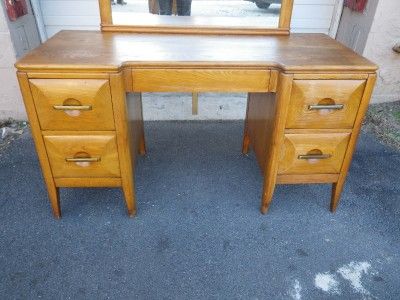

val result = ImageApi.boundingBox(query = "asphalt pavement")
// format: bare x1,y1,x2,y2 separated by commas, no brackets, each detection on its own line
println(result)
0,121,399,299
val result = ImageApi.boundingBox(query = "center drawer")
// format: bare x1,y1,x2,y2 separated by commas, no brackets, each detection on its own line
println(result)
278,133,350,174
132,69,271,92
286,80,366,129
30,79,115,131
43,132,120,178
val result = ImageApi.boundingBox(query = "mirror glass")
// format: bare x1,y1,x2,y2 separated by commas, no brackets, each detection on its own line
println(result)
111,0,281,28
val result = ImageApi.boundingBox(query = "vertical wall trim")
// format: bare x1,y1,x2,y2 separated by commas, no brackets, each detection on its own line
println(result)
30,0,47,41
329,0,344,38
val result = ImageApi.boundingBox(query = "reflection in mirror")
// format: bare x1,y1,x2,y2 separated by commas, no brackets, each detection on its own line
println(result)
111,0,281,28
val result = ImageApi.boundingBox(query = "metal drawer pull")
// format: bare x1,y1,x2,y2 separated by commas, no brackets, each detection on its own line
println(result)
65,157,101,163
298,154,332,160
53,105,92,111
308,104,344,110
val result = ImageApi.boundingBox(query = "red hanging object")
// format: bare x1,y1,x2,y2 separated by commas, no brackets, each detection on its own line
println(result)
344,0,368,12
4,0,28,21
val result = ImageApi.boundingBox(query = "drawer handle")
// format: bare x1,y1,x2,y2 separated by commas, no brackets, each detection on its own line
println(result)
53,105,92,111
298,154,332,160
65,157,101,163
308,104,344,110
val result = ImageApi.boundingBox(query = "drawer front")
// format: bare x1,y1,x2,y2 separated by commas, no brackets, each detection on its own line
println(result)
278,133,350,174
286,80,366,129
132,69,271,92
44,133,120,178
30,79,115,130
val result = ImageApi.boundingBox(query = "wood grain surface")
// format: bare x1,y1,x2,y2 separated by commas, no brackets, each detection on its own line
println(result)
285,79,366,129
278,133,350,174
132,69,270,92
15,31,377,73
43,132,121,178
30,78,115,131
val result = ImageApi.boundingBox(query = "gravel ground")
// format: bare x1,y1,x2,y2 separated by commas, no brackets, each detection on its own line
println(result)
363,101,400,151
0,119,27,153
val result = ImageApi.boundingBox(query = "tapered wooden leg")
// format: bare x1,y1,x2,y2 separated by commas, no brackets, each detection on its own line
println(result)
17,72,62,219
138,93,147,155
242,94,250,154
260,75,294,214
122,178,136,217
110,74,139,217
261,176,277,214
192,92,199,115
330,75,377,213
242,135,250,154
43,176,61,218
47,185,61,219
138,123,146,155
330,180,346,212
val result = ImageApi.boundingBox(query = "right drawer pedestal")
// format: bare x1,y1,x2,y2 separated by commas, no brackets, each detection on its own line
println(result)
244,73,376,213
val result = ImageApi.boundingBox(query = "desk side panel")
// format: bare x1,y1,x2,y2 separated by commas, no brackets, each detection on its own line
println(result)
17,72,61,218
110,73,138,216
246,92,277,172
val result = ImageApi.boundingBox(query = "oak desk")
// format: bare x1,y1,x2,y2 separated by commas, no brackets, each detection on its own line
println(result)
16,31,377,218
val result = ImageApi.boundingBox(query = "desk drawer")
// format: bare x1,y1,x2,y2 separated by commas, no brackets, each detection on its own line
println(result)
286,80,366,129
132,69,270,92
30,79,115,131
278,133,350,174
43,133,120,178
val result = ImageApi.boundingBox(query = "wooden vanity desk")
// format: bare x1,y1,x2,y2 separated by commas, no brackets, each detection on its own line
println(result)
15,1,377,218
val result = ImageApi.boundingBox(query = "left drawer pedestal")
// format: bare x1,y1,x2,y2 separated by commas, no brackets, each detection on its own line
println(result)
17,73,139,218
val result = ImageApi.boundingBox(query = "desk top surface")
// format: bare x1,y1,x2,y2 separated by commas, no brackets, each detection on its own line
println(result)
16,30,377,73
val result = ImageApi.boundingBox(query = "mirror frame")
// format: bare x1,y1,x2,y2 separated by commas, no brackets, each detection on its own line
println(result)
99,0,294,35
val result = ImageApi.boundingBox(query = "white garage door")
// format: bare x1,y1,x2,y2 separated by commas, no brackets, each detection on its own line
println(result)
35,0,341,39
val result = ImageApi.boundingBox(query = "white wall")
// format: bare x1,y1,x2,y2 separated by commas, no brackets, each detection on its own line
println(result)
0,4,26,120
336,0,377,53
291,0,338,34
336,0,400,104
363,1,400,103
39,0,99,38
